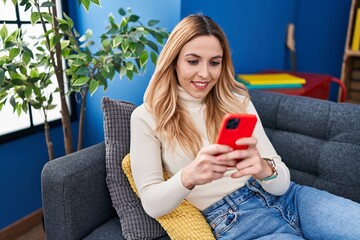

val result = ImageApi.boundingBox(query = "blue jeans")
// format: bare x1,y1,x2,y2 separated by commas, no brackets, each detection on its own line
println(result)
202,178,360,239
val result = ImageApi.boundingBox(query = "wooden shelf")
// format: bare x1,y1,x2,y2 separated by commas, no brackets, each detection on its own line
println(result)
345,49,360,57
341,0,360,104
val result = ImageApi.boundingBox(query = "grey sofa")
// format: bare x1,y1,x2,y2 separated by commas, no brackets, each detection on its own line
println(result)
41,90,360,239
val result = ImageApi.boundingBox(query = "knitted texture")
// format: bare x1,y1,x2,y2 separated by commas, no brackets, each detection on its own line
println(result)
102,97,166,239
122,154,216,240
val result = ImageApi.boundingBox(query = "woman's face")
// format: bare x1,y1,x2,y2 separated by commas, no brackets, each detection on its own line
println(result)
175,35,223,99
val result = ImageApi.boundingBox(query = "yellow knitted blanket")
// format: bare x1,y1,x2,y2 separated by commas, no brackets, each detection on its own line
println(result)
122,154,215,240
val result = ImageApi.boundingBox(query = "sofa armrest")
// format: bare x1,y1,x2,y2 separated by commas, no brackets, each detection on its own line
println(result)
41,142,116,240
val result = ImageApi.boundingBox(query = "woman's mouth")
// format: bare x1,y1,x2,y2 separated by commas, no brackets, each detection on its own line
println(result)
192,81,209,90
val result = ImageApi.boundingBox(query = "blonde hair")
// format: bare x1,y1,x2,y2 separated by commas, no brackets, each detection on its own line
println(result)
144,14,249,157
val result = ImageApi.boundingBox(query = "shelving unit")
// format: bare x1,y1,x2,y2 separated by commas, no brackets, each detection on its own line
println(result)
341,0,360,103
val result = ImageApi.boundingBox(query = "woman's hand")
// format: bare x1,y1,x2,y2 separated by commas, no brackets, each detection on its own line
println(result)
181,144,236,190
181,137,274,190
224,137,274,179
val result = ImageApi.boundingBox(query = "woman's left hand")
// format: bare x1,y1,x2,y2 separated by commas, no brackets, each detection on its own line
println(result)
218,137,274,179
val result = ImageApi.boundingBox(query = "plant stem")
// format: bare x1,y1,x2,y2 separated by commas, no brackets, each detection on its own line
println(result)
51,0,74,154
35,0,74,155
77,87,88,151
43,108,54,160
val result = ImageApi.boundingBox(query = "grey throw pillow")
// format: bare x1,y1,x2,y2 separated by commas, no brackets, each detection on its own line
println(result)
102,97,166,239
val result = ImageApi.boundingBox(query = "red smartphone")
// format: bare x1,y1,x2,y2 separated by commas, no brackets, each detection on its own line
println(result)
216,114,257,150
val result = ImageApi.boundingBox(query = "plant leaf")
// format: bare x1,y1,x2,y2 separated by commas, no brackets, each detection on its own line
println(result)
50,34,63,49
10,96,16,108
128,14,140,23
22,52,31,65
148,20,160,27
146,40,159,52
150,51,157,65
139,51,148,67
81,0,90,12
73,76,89,86
61,40,70,50
89,79,98,96
30,12,41,25
42,12,53,23
126,61,134,70
126,70,133,80
0,69,4,86
0,24,8,41
90,0,101,6
118,8,126,16
22,46,34,59
63,12,74,28
16,104,22,116
112,36,122,49
40,1,54,8
120,66,126,79
108,66,115,80
30,100,42,109
121,39,129,52
9,48,20,60
71,59,84,67
25,87,32,99
74,67,89,76
46,104,57,110
22,102,28,113
24,2,31,12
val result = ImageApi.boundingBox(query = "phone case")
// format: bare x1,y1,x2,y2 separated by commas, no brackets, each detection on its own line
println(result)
216,114,257,150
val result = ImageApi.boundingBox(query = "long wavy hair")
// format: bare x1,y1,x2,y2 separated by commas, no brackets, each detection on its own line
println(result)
144,14,249,157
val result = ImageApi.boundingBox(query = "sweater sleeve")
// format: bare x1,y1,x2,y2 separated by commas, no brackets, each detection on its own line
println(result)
247,101,291,195
130,106,191,218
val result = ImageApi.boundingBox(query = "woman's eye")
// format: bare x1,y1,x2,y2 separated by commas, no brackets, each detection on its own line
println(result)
188,60,198,65
210,61,220,66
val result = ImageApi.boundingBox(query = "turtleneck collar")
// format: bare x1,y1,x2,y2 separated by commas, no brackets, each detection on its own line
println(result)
177,85,204,109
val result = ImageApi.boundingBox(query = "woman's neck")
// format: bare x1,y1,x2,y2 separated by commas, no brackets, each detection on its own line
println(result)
177,86,204,109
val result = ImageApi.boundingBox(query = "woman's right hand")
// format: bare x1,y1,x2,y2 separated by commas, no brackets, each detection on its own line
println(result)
181,144,235,190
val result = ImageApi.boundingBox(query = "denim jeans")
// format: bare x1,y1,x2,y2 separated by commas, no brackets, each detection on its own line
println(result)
202,178,360,239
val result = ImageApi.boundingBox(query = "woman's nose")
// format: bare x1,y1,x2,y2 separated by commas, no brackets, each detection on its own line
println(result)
197,63,209,78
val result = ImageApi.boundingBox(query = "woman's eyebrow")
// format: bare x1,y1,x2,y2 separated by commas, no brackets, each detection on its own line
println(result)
185,53,223,59
185,53,201,58
211,55,223,59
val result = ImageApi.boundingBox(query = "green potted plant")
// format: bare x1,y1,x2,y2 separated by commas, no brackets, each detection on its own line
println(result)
0,0,169,160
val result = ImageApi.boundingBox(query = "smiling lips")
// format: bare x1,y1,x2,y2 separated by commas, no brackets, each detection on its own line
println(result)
192,81,209,90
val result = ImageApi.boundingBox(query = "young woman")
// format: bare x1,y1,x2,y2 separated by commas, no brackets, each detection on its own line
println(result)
130,14,360,239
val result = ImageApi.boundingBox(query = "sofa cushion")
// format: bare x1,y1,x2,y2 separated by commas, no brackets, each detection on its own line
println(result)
250,90,360,203
84,217,124,240
102,97,166,239
122,154,215,240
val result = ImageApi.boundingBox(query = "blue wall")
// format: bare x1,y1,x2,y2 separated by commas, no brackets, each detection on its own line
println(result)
296,0,350,75
0,0,352,229
181,0,298,73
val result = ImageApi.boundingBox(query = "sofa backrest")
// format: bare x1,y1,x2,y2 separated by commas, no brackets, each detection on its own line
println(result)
250,90,360,203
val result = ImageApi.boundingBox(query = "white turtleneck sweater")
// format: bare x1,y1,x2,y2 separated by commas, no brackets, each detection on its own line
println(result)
130,87,290,218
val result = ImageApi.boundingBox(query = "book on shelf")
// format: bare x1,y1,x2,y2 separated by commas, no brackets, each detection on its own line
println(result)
351,8,360,51
237,81,303,90
236,73,306,88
